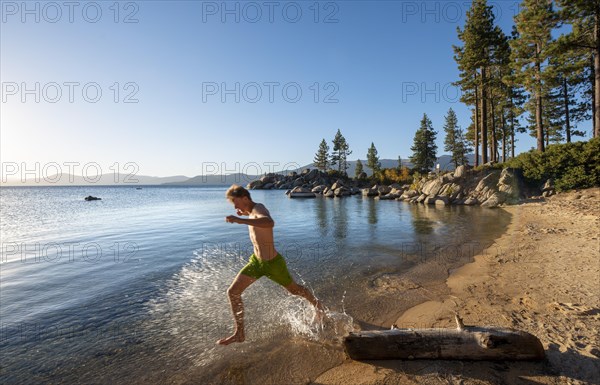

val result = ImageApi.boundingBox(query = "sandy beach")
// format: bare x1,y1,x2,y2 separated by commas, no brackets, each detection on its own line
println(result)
314,188,600,385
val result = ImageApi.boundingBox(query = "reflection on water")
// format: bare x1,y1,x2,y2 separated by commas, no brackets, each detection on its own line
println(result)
0,188,511,384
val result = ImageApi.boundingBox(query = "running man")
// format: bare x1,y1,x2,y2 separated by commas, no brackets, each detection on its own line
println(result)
217,184,324,345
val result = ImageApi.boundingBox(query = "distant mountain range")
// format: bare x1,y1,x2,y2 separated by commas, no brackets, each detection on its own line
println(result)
3,155,478,187
1,173,190,186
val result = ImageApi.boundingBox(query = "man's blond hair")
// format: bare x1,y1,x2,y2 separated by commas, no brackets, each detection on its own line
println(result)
226,184,251,200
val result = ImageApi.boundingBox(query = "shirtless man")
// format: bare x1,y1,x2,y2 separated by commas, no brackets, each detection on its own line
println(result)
217,184,324,345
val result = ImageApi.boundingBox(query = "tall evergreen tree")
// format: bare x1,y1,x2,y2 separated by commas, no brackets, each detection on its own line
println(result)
443,108,471,168
410,114,438,174
555,0,599,138
366,142,381,174
556,0,600,138
454,0,497,164
313,139,330,171
511,0,558,152
331,129,352,175
355,159,364,179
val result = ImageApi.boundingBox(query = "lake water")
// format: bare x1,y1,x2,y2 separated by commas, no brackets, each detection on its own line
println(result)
0,186,510,384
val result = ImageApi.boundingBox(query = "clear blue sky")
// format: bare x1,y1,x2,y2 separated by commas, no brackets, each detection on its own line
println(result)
0,1,592,177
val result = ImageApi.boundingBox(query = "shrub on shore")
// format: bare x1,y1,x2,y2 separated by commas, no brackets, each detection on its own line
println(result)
505,138,600,191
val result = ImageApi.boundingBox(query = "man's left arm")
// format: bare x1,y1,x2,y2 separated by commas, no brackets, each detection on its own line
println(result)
226,204,274,228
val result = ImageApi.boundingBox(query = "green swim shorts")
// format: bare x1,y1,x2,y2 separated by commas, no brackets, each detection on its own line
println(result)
239,253,293,287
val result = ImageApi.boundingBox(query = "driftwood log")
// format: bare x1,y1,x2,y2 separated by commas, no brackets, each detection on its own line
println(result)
344,316,545,361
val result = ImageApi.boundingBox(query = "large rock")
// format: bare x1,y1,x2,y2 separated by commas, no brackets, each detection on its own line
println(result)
305,168,319,181
262,182,274,189
498,168,522,204
401,190,419,200
454,165,466,178
292,177,304,187
362,186,379,197
377,185,392,195
481,192,505,208
247,180,263,189
334,187,351,197
464,197,478,205
312,185,327,193
474,171,501,201
331,180,345,191
434,196,449,206
260,175,276,184
422,177,444,197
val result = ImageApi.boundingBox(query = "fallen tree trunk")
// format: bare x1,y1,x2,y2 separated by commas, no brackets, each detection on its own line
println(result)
344,316,545,361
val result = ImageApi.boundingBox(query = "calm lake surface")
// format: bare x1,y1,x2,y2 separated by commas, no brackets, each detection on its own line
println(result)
0,186,510,384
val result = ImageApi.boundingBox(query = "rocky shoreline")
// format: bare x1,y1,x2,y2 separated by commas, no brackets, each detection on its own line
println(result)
247,166,552,208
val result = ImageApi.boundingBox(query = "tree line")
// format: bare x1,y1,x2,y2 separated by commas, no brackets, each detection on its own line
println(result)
313,107,471,179
455,0,599,166
314,0,599,177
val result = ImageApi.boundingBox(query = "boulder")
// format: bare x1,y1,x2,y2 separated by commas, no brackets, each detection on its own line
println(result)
312,185,326,193
464,197,478,205
498,168,522,203
334,187,351,197
377,185,392,195
262,182,274,189
454,165,466,178
362,187,379,197
331,180,345,191
247,180,263,189
401,190,419,200
435,196,449,206
422,178,444,197
481,192,505,208
417,194,427,203
324,189,335,198
260,175,275,184
305,168,319,181
424,196,436,205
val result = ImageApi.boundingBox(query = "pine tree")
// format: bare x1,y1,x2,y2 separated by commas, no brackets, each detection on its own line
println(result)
313,139,330,171
331,129,352,175
410,114,438,174
443,108,471,168
454,0,497,164
355,159,364,179
366,142,381,174
556,0,600,138
511,0,558,152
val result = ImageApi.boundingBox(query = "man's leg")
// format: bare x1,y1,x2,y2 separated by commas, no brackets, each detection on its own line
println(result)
216,273,256,345
284,281,325,313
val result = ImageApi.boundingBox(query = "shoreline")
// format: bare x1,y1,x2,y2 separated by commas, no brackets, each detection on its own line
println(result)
314,188,599,384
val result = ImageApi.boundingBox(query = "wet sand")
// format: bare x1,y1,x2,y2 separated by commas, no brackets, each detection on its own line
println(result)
314,188,600,385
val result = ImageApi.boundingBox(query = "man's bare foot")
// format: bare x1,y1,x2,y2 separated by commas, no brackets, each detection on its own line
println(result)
216,332,245,345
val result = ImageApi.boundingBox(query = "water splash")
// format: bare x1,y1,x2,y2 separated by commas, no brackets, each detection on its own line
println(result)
144,246,358,369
